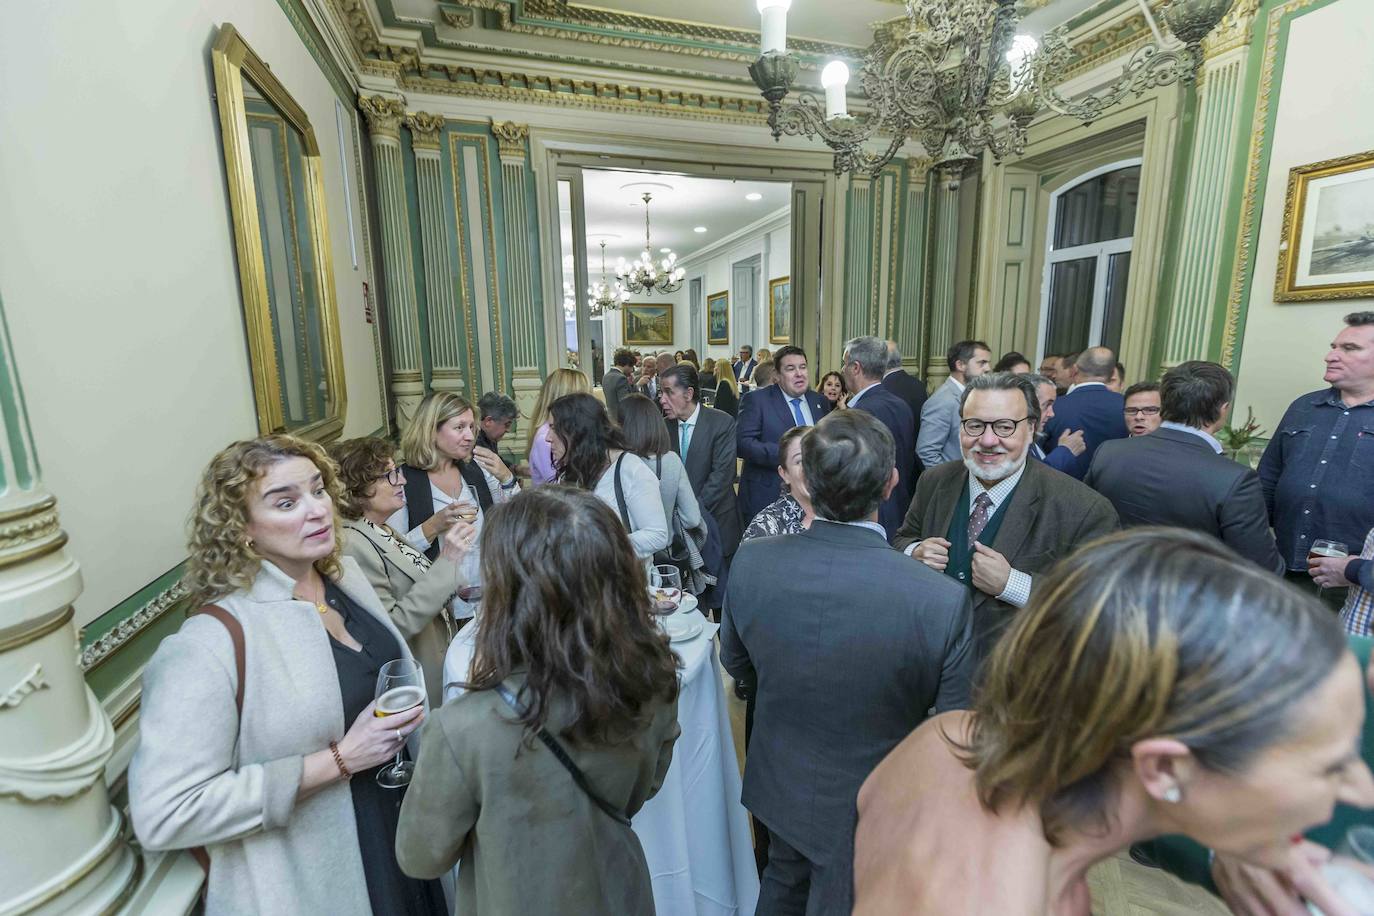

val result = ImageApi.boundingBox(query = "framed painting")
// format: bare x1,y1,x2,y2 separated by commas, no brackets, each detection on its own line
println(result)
622,303,673,346
1275,149,1374,302
769,276,791,343
707,290,729,345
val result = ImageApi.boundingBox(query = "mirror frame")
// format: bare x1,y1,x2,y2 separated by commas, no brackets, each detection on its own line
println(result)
211,23,347,442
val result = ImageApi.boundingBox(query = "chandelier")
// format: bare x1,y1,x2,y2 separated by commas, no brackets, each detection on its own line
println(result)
588,240,629,316
749,0,1238,177
615,193,686,295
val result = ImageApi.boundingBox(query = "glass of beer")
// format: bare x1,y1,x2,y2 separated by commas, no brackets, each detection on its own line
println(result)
649,565,682,618
1310,539,1350,597
374,658,426,788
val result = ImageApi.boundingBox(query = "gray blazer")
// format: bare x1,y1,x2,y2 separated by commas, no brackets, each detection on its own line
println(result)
129,557,418,916
720,521,973,867
893,457,1120,660
666,404,741,553
1086,426,1285,574
602,368,631,422
341,519,465,707
916,377,963,469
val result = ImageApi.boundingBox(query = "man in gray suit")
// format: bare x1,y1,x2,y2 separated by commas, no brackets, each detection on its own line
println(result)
896,372,1119,662
600,347,636,423
917,339,992,470
640,352,674,403
722,410,973,916
1086,361,1284,573
659,363,742,557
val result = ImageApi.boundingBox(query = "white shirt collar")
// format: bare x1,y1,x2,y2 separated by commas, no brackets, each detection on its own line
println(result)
949,376,966,393
828,518,888,538
967,459,1029,509
1159,421,1224,454
1067,380,1106,394
683,403,701,427
848,380,883,406
883,367,901,378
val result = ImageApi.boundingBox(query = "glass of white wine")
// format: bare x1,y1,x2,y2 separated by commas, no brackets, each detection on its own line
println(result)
453,486,483,604
374,658,426,788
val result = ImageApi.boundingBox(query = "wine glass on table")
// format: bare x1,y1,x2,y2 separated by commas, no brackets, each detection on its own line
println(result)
649,565,682,621
1310,539,1350,599
374,658,426,788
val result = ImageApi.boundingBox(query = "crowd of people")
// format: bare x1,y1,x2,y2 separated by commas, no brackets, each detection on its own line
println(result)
126,311,1374,916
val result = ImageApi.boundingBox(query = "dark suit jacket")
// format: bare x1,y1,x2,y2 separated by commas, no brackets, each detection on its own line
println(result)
1040,383,1129,479
733,358,757,383
714,379,739,418
720,520,973,867
667,405,741,554
601,368,631,423
893,457,1120,660
736,385,830,526
848,384,916,540
1085,426,1284,573
881,369,927,466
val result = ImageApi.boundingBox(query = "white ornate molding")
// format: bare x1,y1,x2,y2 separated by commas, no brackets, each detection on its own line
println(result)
1,663,49,709
79,581,189,672
0,687,113,801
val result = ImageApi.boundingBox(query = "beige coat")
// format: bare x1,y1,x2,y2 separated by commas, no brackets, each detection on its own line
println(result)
129,557,421,916
341,519,464,707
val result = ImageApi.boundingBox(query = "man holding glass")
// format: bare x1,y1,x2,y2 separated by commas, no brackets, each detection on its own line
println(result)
894,372,1119,662
1260,311,1374,608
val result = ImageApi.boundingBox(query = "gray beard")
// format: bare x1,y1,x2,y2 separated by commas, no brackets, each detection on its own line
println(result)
962,448,1028,484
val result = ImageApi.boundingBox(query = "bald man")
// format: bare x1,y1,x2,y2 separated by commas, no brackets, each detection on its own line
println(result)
1038,346,1129,479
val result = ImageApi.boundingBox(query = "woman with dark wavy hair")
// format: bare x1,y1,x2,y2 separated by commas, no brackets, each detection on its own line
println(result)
547,391,669,562
396,486,681,914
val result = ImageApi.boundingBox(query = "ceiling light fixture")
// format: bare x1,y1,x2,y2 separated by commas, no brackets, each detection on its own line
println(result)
589,240,630,316
746,192,763,201
694,226,708,233
615,193,686,295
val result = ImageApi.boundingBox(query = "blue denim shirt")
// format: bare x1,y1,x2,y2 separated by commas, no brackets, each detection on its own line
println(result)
1258,388,1374,571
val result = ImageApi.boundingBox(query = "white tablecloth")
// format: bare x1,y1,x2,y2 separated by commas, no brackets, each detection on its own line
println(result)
441,610,759,916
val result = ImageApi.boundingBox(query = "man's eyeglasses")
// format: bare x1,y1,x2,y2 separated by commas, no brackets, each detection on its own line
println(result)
1124,406,1161,417
376,467,403,486
960,417,1031,438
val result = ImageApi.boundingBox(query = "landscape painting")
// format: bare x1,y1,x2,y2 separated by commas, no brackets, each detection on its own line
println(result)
707,291,729,345
1276,149,1374,302
769,276,791,344
623,303,673,346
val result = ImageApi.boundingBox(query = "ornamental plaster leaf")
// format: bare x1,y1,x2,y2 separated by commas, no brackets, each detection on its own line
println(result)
0,664,48,709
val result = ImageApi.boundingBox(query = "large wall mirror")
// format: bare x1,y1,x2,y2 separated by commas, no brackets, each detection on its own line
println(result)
211,24,346,441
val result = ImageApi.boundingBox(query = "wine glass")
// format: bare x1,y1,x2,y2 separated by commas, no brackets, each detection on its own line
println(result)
374,658,426,788
649,565,682,618
1310,539,1350,598
1311,826,1374,914
453,487,483,605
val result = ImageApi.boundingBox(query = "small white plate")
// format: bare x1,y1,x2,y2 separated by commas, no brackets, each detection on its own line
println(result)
666,615,704,643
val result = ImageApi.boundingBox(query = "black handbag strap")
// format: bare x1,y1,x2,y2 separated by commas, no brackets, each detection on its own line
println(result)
494,683,632,827
611,453,633,531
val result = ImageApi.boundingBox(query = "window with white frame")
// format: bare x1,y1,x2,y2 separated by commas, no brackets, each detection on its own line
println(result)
1037,160,1140,360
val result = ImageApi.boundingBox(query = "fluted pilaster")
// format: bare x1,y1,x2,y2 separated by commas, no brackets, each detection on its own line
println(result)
1161,0,1260,369
843,177,872,341
0,293,138,914
407,112,465,397
492,121,541,438
360,94,424,425
895,162,931,371
925,166,963,389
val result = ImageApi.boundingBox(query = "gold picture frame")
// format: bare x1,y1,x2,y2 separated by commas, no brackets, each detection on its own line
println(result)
707,290,729,345
622,303,674,346
211,24,347,441
1274,148,1374,302
768,276,792,344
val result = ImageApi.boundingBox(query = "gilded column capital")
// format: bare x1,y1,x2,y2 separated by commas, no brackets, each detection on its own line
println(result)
406,112,446,151
1202,0,1261,60
907,157,933,185
359,95,407,141
491,120,530,159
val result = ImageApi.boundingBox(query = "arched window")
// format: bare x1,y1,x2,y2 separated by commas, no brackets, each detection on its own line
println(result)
1037,160,1140,359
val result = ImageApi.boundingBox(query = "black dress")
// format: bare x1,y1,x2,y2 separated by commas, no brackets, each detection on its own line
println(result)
714,379,739,417
323,581,447,916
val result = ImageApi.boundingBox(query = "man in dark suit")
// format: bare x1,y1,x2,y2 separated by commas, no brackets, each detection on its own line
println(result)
659,363,741,557
841,335,916,540
722,410,973,916
1027,374,1085,475
733,344,758,385
1039,346,1128,479
737,344,830,526
600,347,636,423
881,340,927,464
894,372,1119,661
639,352,674,403
1086,361,1284,573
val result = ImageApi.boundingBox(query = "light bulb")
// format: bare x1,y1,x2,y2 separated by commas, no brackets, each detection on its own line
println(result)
756,0,791,54
821,60,850,119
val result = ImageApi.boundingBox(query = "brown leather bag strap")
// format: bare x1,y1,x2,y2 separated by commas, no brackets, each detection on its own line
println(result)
190,604,245,716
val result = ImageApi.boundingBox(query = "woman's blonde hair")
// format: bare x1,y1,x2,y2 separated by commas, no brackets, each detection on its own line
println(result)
956,527,1346,845
400,391,474,471
527,368,590,452
715,367,739,398
702,357,717,376
183,435,345,607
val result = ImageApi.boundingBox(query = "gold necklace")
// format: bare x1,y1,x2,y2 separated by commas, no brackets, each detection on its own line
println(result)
295,578,329,615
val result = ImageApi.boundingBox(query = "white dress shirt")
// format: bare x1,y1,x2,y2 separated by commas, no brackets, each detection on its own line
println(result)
1159,420,1224,454
782,389,816,426
679,403,702,457
1066,380,1106,395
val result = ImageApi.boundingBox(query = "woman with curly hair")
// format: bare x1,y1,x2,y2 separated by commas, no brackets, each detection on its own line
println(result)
397,486,681,914
331,436,477,707
129,435,446,916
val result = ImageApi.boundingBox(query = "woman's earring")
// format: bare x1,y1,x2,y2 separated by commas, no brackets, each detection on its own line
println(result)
1164,786,1182,804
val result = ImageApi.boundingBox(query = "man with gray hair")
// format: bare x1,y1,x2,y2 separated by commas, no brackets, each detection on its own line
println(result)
1038,345,1128,479
476,391,523,477
841,336,916,538
722,410,972,915
640,351,675,402
880,340,928,457
895,371,1118,661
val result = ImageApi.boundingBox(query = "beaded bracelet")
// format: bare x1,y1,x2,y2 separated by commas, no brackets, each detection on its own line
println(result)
329,741,352,780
